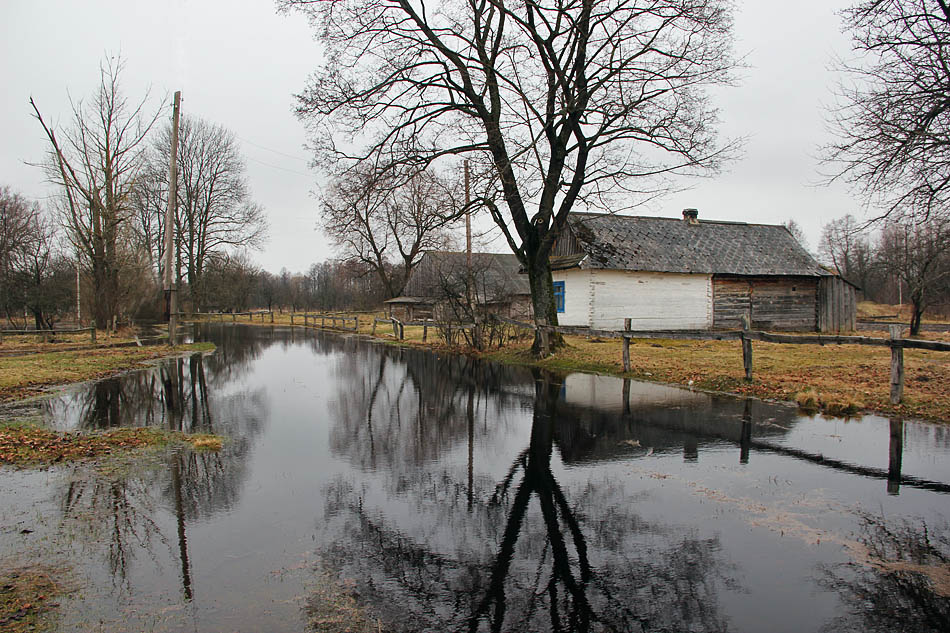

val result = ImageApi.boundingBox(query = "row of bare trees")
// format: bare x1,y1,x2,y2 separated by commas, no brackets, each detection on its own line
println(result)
0,187,75,328
818,0,950,336
27,58,267,329
820,214,950,333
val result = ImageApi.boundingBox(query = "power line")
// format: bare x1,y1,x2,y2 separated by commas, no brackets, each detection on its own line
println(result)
245,155,314,178
237,135,309,162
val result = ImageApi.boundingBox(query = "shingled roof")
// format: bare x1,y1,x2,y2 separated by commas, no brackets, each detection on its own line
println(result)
557,212,828,277
403,251,530,301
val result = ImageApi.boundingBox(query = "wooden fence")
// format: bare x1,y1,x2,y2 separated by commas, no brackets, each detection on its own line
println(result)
188,311,275,323
492,315,950,406
185,311,359,331
0,326,96,343
289,312,359,331
372,317,477,343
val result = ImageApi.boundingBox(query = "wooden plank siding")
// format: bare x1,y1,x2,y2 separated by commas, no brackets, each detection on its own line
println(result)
713,276,818,331
818,276,857,332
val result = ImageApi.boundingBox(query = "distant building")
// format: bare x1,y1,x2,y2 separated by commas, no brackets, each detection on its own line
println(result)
384,251,532,321
550,210,856,332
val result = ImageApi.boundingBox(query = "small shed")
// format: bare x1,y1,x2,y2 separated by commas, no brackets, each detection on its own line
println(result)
550,210,856,332
385,251,532,320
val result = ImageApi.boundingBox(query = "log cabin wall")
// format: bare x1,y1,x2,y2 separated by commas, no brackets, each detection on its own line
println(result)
713,276,819,331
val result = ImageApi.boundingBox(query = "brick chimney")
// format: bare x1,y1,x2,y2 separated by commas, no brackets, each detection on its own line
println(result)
682,208,699,225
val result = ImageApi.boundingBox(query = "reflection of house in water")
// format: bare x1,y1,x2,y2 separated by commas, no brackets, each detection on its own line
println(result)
554,373,797,464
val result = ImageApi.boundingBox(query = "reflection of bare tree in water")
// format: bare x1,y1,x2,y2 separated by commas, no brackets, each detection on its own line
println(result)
59,463,169,593
820,512,950,633
55,345,270,601
328,344,533,471
316,371,730,632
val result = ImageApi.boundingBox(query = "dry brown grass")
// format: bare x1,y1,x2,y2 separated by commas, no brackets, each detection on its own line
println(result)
0,566,65,632
0,423,224,466
185,434,223,451
0,327,140,355
486,334,950,422
0,342,214,403
306,570,383,633
858,300,950,325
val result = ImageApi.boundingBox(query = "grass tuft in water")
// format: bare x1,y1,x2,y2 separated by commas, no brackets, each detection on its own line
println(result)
0,422,224,466
0,566,65,633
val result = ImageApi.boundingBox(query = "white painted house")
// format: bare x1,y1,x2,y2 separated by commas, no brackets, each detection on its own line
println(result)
550,210,855,332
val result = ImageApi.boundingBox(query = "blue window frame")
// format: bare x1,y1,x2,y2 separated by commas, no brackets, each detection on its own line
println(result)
553,281,565,313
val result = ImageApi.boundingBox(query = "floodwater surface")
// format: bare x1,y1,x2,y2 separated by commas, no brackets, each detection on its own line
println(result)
1,324,948,632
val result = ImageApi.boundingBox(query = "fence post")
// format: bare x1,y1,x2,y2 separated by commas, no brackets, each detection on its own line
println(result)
304,314,309,327
90,326,97,343
741,315,753,382
232,313,236,322
622,318,632,372
423,323,428,342
400,321,405,340
371,318,378,336
889,325,905,405
270,311,274,323
353,316,359,331
291,314,295,325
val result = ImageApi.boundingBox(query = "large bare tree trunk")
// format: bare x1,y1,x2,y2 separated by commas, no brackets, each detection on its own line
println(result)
526,253,563,357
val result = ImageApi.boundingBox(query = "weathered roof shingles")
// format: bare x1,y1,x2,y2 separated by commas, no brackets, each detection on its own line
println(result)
566,213,827,276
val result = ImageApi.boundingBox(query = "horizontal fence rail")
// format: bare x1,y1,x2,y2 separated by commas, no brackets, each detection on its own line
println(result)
492,315,950,405
0,327,97,343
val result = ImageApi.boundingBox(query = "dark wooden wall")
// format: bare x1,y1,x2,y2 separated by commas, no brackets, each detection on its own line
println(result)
818,276,857,332
713,276,819,331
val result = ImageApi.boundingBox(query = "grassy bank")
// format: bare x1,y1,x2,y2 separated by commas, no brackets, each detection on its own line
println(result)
484,335,950,422
0,423,222,467
0,342,215,403
0,566,64,633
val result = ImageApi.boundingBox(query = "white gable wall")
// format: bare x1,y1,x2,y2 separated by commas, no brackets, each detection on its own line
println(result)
554,268,593,326
553,269,712,330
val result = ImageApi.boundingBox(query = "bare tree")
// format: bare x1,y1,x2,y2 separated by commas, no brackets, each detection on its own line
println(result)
15,214,75,329
281,0,737,355
877,219,950,334
201,252,261,313
137,115,268,311
783,219,810,252
31,58,160,329
321,166,461,298
0,188,73,328
0,187,41,316
824,0,950,221
819,214,878,291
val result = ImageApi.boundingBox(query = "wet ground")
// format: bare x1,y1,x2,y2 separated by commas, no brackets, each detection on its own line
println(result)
1,323,948,632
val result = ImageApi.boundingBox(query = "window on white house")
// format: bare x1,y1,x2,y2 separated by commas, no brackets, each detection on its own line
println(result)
553,281,565,313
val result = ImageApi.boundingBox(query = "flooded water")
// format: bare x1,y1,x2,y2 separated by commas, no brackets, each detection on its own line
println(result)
1,324,948,632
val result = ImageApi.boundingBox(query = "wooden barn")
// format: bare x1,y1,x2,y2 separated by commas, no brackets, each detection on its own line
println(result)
385,251,532,321
550,210,856,332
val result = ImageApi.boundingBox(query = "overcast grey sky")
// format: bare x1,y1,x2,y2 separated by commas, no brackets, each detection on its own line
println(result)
2,0,858,273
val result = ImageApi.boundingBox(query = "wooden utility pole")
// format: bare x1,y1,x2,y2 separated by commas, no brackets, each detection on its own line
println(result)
464,160,478,347
164,91,182,345
465,160,472,310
